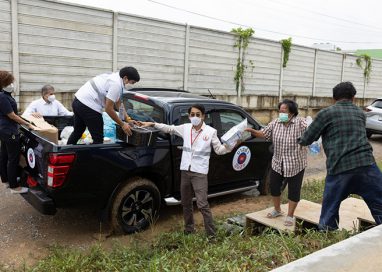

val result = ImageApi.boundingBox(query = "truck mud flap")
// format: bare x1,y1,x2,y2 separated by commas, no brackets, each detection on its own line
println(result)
22,188,57,215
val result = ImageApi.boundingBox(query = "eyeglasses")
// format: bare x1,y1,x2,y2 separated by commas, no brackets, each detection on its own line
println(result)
189,113,201,117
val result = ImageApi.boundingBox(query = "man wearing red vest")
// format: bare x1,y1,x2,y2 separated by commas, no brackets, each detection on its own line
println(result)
141,104,232,237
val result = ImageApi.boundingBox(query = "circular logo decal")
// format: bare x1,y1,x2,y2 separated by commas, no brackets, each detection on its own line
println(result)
27,148,36,169
232,146,251,171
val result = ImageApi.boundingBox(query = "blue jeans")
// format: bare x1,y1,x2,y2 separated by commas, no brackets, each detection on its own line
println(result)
319,163,382,230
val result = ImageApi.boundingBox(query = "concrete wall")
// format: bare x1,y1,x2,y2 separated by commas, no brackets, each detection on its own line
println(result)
1,0,381,121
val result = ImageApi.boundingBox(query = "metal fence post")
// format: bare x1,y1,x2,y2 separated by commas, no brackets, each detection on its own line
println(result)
11,0,20,103
312,49,318,97
183,24,190,91
112,11,118,71
278,45,284,101
341,54,345,82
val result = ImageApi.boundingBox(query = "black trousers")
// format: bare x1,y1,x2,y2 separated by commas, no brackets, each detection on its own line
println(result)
67,98,103,144
269,168,305,202
0,133,21,188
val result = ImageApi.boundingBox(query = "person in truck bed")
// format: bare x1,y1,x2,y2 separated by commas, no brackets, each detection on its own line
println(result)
67,66,140,145
22,84,73,118
0,70,34,194
141,104,233,237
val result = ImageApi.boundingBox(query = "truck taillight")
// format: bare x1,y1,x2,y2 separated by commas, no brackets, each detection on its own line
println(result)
49,153,76,165
47,153,76,188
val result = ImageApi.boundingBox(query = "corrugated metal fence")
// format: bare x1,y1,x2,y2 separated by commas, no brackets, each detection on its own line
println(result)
1,0,382,111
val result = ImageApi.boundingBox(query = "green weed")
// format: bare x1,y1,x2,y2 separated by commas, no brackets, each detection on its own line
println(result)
15,168,382,272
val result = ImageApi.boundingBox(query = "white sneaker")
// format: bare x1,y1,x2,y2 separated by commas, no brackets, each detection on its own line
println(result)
10,187,29,194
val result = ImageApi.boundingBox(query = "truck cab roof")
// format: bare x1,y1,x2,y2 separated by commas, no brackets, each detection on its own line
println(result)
126,88,234,107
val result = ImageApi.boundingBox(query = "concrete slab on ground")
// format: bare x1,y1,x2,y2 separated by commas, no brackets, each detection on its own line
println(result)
246,197,375,233
271,224,382,272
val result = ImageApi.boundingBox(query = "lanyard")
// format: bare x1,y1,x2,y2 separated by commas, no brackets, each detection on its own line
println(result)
191,127,202,146
119,81,125,120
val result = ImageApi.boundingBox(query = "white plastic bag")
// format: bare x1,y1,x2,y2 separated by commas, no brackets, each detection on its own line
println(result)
221,119,251,149
306,116,322,155
60,126,74,140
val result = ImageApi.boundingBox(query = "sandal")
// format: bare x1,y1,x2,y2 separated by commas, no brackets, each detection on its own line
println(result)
266,209,283,218
284,216,294,226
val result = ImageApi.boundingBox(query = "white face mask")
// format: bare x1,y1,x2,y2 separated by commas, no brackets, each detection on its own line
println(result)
124,83,134,90
190,116,202,126
47,94,56,103
3,83,14,93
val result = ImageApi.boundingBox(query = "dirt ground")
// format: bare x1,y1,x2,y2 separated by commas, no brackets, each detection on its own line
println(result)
1,136,382,268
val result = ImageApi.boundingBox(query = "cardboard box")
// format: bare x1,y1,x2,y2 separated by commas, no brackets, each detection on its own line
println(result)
23,115,59,144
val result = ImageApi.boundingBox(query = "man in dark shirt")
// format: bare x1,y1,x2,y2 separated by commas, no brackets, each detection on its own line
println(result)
299,81,382,230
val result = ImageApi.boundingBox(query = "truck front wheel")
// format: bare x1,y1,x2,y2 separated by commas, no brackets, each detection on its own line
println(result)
111,178,161,234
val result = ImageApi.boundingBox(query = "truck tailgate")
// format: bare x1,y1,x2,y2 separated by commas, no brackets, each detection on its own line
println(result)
19,127,56,184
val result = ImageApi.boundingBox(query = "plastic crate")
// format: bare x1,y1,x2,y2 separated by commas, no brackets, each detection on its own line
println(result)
116,125,159,147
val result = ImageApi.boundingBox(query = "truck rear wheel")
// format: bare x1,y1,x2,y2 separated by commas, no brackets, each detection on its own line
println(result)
111,178,160,234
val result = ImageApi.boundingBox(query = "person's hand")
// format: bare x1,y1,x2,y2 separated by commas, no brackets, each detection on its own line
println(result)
140,122,155,128
244,128,257,137
31,112,42,118
122,122,133,136
26,123,36,130
128,120,140,126
134,121,143,127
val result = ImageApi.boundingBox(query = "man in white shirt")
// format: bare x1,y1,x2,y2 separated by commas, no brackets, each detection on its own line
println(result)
67,66,140,145
23,85,73,118
141,104,233,237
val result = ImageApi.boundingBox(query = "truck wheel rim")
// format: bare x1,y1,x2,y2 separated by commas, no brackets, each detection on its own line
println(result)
121,189,154,226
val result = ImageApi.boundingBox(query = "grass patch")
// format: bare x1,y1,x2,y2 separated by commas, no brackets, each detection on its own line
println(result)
22,178,350,272
16,162,382,272
29,227,351,272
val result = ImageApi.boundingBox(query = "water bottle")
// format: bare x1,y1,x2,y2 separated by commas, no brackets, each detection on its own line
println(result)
309,142,321,155
103,112,116,142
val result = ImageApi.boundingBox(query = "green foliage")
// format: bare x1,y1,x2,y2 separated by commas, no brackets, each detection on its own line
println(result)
28,224,351,272
356,54,372,83
231,27,255,94
280,37,292,68
24,179,358,272
19,164,382,271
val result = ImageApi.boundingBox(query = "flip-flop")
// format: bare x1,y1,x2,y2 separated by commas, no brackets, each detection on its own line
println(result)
266,209,283,218
284,216,294,226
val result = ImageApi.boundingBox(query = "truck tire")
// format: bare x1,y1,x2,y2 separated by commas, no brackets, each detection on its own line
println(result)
111,178,161,234
259,165,271,195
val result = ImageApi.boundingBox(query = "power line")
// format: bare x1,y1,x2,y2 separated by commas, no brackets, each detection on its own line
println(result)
147,0,382,44
238,0,382,35
269,0,382,32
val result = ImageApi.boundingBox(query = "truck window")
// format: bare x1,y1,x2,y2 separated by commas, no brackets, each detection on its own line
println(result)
176,109,212,126
124,99,163,123
219,111,246,135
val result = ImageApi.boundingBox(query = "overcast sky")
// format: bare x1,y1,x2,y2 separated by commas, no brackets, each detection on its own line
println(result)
62,0,382,51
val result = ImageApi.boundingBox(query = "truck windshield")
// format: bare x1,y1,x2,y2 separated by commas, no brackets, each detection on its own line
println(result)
124,99,163,123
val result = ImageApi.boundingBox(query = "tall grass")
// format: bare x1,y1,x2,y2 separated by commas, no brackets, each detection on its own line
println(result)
14,162,382,272
29,228,351,272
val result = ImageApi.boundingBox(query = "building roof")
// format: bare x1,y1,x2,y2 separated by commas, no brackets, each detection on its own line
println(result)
355,49,382,59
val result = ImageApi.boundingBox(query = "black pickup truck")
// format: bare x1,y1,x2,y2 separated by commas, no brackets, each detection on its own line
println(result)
18,88,273,234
